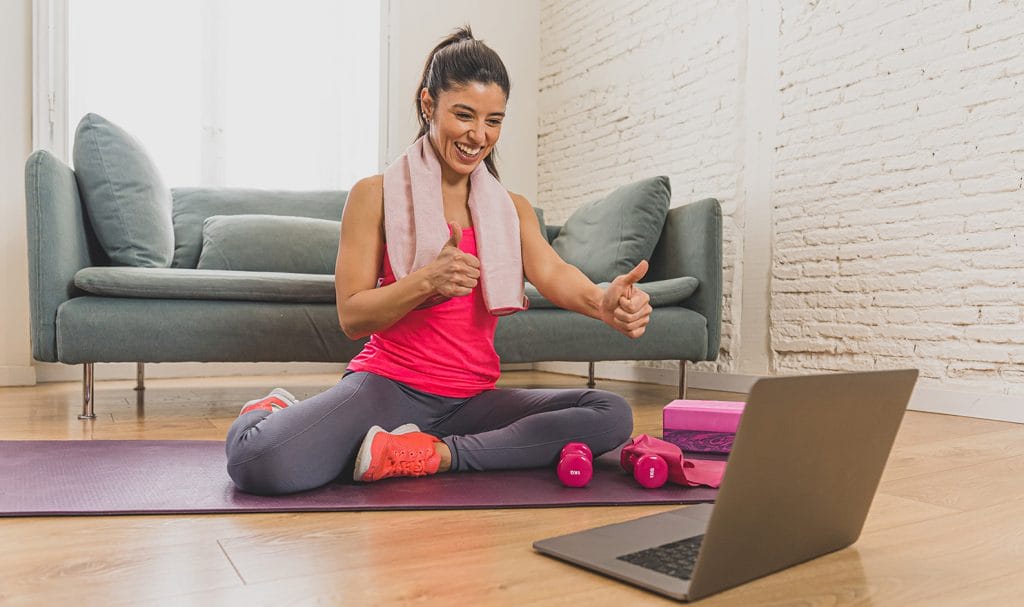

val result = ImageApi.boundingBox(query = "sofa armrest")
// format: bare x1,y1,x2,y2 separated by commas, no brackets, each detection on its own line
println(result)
647,198,722,361
25,150,104,362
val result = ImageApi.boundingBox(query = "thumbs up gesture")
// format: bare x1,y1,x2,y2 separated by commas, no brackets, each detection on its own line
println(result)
442,220,463,250
427,221,481,298
600,260,652,339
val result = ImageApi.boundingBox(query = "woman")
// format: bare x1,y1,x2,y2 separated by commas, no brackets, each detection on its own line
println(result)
226,27,651,495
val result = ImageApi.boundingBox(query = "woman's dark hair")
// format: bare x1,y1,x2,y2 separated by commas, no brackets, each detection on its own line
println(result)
415,26,510,179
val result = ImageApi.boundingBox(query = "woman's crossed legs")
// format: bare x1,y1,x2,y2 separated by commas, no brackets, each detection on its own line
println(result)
226,371,633,495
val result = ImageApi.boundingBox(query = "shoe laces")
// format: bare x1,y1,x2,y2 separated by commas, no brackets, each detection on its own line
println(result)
389,445,432,476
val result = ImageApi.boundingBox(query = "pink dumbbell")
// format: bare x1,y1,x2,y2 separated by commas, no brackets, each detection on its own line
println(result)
632,454,669,489
620,449,669,489
557,442,593,488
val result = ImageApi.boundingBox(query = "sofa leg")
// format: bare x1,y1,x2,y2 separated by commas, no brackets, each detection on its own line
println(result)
678,360,688,400
135,362,145,391
587,362,596,389
79,363,96,420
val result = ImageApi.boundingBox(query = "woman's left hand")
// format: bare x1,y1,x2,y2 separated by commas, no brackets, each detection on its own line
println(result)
600,260,653,339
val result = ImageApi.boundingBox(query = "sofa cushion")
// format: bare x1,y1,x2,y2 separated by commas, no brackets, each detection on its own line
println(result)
495,306,709,364
56,298,361,364
524,276,698,309
197,214,340,274
73,267,336,303
551,176,671,283
171,188,346,269
72,113,174,267
533,206,548,242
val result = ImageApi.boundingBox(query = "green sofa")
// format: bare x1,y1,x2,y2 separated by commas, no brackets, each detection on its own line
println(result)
25,123,721,419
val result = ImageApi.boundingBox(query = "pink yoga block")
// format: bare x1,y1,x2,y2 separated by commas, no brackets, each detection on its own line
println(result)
663,399,746,433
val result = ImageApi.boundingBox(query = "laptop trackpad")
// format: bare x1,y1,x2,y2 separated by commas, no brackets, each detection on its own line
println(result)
536,501,712,544
596,504,709,549
533,505,713,600
534,503,712,557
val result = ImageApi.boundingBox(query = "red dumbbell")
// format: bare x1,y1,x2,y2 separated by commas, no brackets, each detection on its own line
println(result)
557,442,593,487
620,448,670,489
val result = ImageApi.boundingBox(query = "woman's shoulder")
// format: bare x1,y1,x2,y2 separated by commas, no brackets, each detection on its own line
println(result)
506,190,532,210
347,175,385,208
344,174,385,226
351,174,384,196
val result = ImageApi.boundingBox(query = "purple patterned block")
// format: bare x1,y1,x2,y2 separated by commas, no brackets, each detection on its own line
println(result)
662,400,744,456
662,429,735,455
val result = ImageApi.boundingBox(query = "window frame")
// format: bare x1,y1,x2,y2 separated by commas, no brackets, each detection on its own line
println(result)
31,0,69,159
32,0,391,177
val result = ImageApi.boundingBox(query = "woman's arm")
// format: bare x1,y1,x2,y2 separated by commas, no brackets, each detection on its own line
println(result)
511,193,603,318
511,194,652,338
335,176,481,339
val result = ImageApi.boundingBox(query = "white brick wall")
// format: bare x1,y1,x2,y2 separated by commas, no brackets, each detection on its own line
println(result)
538,0,1024,398
538,0,742,372
773,0,1024,394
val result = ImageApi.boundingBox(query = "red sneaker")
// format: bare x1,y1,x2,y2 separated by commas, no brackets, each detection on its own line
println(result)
353,424,442,482
239,388,298,416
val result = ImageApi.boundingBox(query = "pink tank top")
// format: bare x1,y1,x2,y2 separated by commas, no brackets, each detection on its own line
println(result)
345,227,500,397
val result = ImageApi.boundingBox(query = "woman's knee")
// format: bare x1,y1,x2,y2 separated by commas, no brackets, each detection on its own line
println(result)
227,467,269,496
607,392,635,441
227,450,281,495
227,453,318,496
225,438,322,496
582,389,634,447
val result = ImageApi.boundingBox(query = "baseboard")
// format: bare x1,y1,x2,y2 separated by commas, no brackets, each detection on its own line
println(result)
532,361,1024,423
0,365,37,387
33,361,537,384
908,385,1024,424
532,361,754,394
687,371,760,394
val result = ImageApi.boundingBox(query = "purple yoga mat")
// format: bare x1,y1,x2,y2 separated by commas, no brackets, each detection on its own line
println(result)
0,441,717,517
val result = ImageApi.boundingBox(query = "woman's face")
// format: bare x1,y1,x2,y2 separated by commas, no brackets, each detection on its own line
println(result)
421,81,506,177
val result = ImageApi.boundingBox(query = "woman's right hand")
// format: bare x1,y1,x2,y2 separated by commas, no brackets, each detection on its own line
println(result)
427,221,480,298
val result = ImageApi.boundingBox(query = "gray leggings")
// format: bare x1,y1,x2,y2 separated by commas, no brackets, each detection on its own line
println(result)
225,371,634,495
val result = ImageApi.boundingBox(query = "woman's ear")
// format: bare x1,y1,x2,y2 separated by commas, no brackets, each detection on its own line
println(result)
419,88,434,120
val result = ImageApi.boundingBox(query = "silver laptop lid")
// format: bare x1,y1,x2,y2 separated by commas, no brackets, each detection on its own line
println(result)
686,369,918,600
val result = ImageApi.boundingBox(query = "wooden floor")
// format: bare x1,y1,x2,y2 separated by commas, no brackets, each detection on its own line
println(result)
1,370,1022,606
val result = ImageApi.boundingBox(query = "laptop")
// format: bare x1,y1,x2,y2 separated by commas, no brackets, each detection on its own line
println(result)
533,369,918,602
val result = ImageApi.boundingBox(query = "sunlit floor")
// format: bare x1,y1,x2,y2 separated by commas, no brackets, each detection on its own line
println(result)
1,370,1022,606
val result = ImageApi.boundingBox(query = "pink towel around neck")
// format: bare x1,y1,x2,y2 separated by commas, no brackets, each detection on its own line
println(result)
383,136,528,316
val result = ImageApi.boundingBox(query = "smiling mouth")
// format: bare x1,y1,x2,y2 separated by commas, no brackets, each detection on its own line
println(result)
454,142,483,159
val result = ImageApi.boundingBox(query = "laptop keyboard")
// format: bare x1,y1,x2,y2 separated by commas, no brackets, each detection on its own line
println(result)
616,535,705,581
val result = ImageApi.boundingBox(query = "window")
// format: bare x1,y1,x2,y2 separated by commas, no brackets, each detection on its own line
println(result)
47,0,382,190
